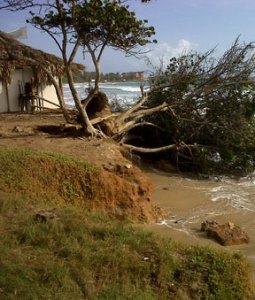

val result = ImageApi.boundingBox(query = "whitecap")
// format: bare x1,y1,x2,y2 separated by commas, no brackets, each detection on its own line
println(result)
100,85,141,92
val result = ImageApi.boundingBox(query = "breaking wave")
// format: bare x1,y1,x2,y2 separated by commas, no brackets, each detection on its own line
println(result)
63,81,149,107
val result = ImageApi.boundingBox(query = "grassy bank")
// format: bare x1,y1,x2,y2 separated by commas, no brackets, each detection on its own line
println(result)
0,147,154,222
0,148,254,299
0,147,95,207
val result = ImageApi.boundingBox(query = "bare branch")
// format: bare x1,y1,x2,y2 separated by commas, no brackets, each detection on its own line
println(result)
113,121,164,138
130,102,169,120
90,113,120,125
116,95,148,122
121,142,202,153
68,37,81,65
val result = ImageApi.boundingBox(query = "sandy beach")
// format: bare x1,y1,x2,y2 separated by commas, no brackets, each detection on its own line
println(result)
142,169,255,277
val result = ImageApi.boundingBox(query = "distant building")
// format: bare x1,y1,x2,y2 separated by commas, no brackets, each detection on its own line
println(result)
121,71,144,81
135,71,144,80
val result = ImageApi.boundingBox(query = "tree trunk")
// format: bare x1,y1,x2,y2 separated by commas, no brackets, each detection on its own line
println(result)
36,67,71,123
65,66,96,135
58,76,71,123
82,54,101,109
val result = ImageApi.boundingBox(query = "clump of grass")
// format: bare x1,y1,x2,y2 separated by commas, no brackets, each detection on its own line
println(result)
175,245,253,299
0,147,96,207
0,193,254,299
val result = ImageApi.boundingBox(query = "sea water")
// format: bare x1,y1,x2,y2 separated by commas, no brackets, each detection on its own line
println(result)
146,169,255,276
63,81,149,107
207,175,255,212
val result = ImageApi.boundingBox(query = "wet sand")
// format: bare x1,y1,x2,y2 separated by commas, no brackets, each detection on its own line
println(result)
142,169,255,276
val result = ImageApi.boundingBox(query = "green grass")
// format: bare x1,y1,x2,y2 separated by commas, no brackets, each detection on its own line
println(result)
0,147,96,207
0,193,253,299
0,147,254,299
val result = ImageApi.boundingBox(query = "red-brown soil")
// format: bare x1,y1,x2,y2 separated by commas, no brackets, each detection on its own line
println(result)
0,112,160,223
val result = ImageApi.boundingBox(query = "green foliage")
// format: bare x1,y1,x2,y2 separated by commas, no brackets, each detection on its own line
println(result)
74,0,156,51
146,40,255,175
28,0,156,55
24,0,156,120
63,71,143,83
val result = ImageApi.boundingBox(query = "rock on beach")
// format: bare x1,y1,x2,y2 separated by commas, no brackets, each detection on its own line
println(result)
201,220,249,246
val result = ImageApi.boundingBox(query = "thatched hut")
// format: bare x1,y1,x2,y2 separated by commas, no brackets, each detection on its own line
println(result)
0,31,84,112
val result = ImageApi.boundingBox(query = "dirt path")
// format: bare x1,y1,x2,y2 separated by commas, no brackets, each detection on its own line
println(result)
0,113,124,166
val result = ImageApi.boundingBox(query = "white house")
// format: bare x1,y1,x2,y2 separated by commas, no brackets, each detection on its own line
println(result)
0,31,83,113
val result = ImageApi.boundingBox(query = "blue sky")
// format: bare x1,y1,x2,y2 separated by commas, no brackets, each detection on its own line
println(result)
1,0,255,73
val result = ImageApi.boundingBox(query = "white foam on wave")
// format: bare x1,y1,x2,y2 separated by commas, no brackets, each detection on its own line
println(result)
157,219,191,235
63,82,146,106
210,186,226,193
207,178,255,212
100,85,141,92
210,193,235,202
156,211,224,237
237,179,255,187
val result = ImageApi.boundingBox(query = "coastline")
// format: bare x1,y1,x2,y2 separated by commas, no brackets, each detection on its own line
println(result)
141,168,255,277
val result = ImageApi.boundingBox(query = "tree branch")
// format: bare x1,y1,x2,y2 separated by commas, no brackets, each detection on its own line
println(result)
116,95,148,122
130,102,169,120
121,142,202,153
68,37,81,65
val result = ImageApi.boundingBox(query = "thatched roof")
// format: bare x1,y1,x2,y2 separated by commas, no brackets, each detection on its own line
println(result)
0,31,84,85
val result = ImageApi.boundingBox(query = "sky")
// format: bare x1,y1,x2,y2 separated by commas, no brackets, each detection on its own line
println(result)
1,0,255,73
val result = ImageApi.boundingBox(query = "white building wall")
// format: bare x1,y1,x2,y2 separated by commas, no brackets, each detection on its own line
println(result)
38,83,60,109
0,68,60,112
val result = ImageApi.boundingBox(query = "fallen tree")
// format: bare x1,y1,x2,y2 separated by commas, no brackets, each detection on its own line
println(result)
90,39,255,174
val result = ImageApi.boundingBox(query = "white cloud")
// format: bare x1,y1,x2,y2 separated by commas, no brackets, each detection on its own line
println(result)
144,39,198,69
86,39,198,73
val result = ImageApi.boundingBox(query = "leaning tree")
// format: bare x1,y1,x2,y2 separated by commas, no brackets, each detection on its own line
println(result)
1,0,156,136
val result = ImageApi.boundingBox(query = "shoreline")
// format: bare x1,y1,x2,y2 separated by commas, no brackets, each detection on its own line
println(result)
141,168,255,277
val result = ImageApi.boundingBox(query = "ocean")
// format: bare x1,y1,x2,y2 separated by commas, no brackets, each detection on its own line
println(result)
63,81,149,108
